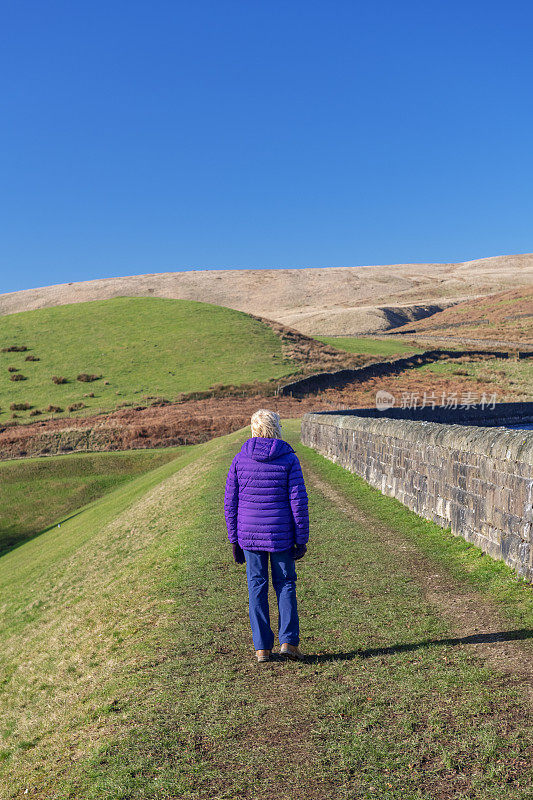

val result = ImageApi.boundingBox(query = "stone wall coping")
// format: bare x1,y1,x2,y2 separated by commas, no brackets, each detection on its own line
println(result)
302,412,533,465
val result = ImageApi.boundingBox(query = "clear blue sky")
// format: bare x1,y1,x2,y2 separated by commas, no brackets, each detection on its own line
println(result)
1,0,532,293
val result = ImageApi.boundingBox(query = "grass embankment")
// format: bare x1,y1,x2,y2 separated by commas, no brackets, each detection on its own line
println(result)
0,421,531,798
315,336,423,357
0,297,297,424
0,448,182,554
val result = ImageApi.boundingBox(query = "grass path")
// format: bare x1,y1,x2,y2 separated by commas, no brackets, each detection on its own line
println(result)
1,420,532,798
306,469,533,705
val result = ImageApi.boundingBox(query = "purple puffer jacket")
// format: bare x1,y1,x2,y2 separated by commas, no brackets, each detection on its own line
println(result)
224,437,309,552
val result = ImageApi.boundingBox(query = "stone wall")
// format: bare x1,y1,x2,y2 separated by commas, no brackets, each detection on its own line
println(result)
301,411,533,583
279,348,533,397
315,401,533,427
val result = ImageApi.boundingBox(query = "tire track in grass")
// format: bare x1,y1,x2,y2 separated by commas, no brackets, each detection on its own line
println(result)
302,462,533,707
283,434,532,799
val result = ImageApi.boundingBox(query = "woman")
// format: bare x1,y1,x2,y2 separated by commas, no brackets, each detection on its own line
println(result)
224,409,309,663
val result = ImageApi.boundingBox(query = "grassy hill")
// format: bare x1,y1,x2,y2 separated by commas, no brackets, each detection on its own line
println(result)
0,296,298,424
0,448,182,554
1,421,531,798
391,286,533,345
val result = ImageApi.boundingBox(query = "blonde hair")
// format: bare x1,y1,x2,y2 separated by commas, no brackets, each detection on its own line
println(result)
250,408,282,439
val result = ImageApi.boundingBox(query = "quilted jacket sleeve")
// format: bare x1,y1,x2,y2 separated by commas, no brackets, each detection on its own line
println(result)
288,454,309,545
224,456,239,543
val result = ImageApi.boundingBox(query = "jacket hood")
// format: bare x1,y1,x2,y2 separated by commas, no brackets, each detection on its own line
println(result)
240,437,294,462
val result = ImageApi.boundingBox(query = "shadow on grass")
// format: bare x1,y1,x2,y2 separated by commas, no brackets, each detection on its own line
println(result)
302,629,533,663
0,509,86,558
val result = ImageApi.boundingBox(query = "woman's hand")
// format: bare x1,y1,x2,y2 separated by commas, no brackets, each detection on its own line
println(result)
293,543,307,560
232,542,245,564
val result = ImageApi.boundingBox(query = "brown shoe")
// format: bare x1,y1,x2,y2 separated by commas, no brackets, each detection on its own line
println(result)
280,643,304,660
255,649,271,662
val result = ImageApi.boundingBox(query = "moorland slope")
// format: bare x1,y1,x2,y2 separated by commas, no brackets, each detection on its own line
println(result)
1,253,532,336
390,286,533,346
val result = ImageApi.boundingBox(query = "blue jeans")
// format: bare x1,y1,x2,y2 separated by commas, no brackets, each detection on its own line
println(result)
243,548,299,650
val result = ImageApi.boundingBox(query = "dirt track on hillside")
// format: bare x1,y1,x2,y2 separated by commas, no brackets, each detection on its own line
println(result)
2,253,532,336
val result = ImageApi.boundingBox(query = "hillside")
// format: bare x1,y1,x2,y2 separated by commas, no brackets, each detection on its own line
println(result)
0,296,376,426
0,421,531,798
0,447,181,554
390,286,533,346
313,336,425,357
1,253,532,336
0,297,298,425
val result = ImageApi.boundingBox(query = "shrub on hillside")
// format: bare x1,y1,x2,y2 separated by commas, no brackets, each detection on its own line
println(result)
77,373,101,382
9,402,32,411
7,366,19,372
83,392,95,398
25,355,40,361
1,345,27,352
52,375,68,384
10,374,27,381
29,409,42,417
68,402,86,412
45,405,64,413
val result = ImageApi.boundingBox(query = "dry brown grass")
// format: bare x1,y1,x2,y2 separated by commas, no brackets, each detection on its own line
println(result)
393,286,533,345
1,254,532,335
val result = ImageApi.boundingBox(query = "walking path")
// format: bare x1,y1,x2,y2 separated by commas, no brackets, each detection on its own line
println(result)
4,421,531,799
305,466,533,707
170,423,532,799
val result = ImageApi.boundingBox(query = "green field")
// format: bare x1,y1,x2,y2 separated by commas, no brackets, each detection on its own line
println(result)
0,448,182,554
412,357,533,399
0,297,297,423
315,335,424,356
1,421,531,798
